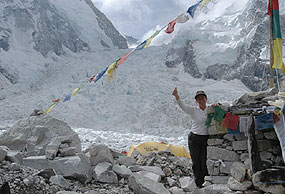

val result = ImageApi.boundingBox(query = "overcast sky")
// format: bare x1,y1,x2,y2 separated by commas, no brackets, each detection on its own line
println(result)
92,0,199,39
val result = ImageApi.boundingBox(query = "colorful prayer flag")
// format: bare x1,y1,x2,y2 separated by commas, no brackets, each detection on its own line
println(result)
222,112,240,131
107,60,120,83
200,0,210,10
165,18,177,34
267,0,285,73
63,93,71,102
188,0,203,17
116,50,133,68
89,74,97,82
145,29,162,48
94,67,108,83
176,13,190,23
135,40,147,50
52,98,61,102
71,88,79,97
44,102,58,114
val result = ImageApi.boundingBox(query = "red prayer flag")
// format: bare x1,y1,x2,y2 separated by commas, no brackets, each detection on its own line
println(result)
116,51,132,68
165,19,177,34
222,112,240,131
52,98,60,102
89,74,97,82
267,0,279,15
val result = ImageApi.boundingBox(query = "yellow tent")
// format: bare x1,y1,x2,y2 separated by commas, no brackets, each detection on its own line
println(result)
127,142,191,158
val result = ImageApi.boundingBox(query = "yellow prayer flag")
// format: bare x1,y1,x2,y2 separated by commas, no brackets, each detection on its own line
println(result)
144,37,154,48
106,61,117,83
200,0,210,10
71,88,79,97
144,30,161,48
44,103,57,114
273,39,284,70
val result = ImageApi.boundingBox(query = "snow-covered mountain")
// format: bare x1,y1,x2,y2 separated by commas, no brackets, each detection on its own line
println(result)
0,0,127,89
1,0,281,148
166,0,284,92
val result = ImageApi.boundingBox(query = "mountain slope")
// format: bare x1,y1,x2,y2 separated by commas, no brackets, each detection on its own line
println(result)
0,0,128,89
167,0,284,91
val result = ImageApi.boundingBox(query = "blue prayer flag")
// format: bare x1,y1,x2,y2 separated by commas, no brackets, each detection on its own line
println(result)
135,40,147,51
94,67,108,83
255,113,274,130
187,0,202,18
63,94,71,102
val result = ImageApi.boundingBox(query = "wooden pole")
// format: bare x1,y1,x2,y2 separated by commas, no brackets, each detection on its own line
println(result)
269,0,275,88
247,115,263,173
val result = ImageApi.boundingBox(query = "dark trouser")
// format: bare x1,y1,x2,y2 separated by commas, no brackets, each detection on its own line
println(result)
188,132,209,188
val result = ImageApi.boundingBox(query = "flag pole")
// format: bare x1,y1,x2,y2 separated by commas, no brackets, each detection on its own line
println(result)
269,0,275,88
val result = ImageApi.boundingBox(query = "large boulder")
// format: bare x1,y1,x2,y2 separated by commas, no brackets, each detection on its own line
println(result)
86,144,114,166
0,115,81,156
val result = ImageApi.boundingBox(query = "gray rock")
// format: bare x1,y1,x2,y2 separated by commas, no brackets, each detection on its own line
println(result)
128,173,170,194
240,153,249,162
208,139,224,146
259,151,273,161
252,168,285,193
87,144,114,166
232,140,248,151
207,160,220,176
0,146,8,161
5,150,23,164
23,155,49,170
231,162,247,182
200,184,233,194
263,131,278,140
36,169,56,179
118,156,136,167
93,162,118,184
219,161,234,175
129,165,165,176
228,177,252,191
8,163,21,171
49,175,70,188
179,176,196,192
137,171,161,182
207,147,240,162
204,176,229,184
223,134,235,141
113,164,133,178
167,177,176,187
0,115,81,157
169,186,185,194
49,153,92,183
58,147,77,157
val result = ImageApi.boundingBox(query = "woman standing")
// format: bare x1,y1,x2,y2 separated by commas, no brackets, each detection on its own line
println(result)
172,87,210,188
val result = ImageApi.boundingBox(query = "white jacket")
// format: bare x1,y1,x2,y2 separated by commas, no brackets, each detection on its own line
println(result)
177,99,209,135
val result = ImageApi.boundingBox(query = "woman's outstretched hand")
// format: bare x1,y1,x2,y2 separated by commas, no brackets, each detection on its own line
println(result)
172,87,179,100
